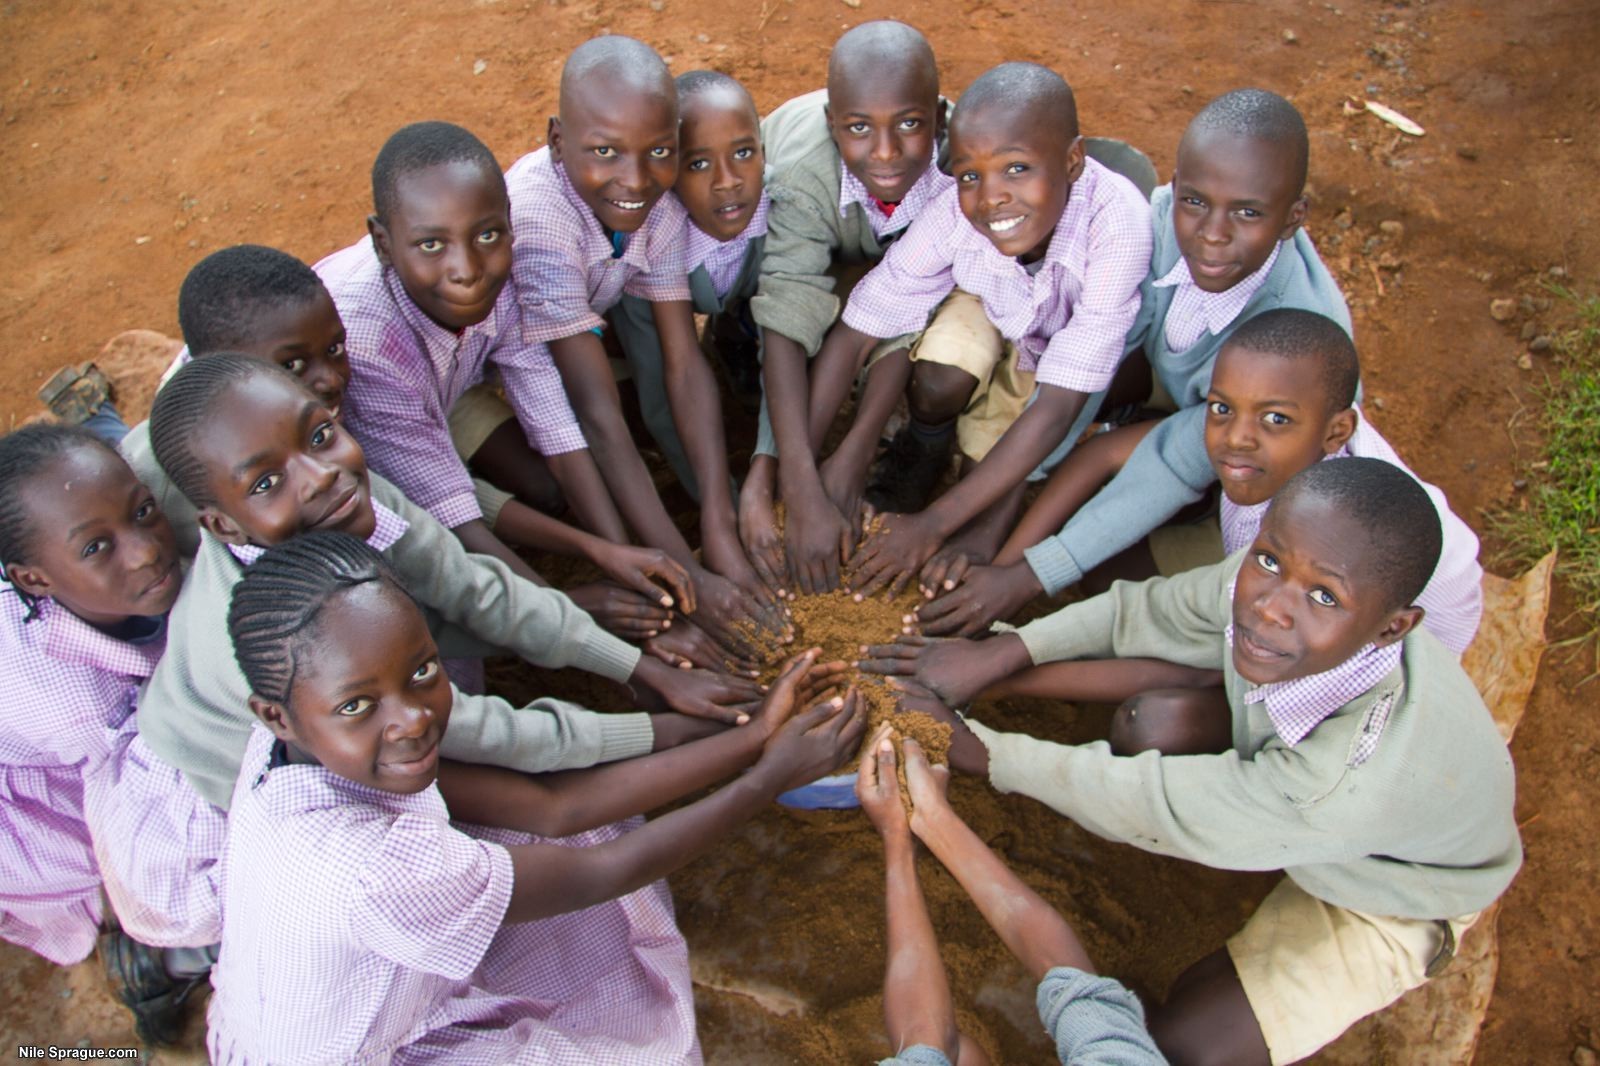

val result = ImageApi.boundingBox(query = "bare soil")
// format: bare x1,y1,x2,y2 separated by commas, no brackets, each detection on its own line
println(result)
2,0,1597,1061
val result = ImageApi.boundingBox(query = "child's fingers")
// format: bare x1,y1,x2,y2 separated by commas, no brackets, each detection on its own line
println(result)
857,722,893,785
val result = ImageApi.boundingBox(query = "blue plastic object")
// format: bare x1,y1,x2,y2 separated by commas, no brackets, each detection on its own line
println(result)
775,771,861,809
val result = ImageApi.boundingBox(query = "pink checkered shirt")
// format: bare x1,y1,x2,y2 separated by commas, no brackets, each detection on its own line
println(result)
838,146,954,241
843,159,1153,393
317,238,588,530
1154,242,1281,353
211,726,699,1065
683,190,769,301
226,498,409,567
1219,411,1484,655
0,585,162,963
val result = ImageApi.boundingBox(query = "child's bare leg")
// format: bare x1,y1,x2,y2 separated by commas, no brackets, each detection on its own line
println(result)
1148,949,1270,1066
955,1032,991,1065
1108,686,1232,757
469,419,566,516
992,422,1158,566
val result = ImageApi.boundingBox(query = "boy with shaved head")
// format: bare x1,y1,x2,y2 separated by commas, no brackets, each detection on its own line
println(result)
839,62,1152,602
503,34,785,656
893,458,1520,1065
740,20,989,596
922,88,1351,636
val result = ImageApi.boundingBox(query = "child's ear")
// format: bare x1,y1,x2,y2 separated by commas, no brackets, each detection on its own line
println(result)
546,116,563,162
247,694,298,744
1323,407,1358,454
367,215,394,267
197,506,249,547
4,562,51,601
1064,135,1086,183
1279,196,1309,240
1373,605,1424,649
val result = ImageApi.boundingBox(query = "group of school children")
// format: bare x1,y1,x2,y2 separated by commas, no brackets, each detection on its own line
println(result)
0,19,1521,1066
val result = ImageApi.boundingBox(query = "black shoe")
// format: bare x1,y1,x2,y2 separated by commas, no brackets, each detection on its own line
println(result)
98,930,206,1047
865,425,953,514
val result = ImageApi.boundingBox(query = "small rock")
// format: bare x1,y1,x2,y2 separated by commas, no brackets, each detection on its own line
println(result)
60,987,73,999
1478,271,1493,284
1463,459,1478,473
1513,478,1528,492
1282,28,1298,43
1516,352,1534,371
648,0,664,8
1333,208,1354,230
1572,1046,1597,1066
1378,219,1404,240
1549,265,1567,278
1457,145,1480,161
695,32,709,42
1180,84,1194,95
841,0,861,8
472,58,487,76
1377,252,1403,271
1488,297,1517,322
1530,335,1552,353
1520,321,1539,341
1370,396,1385,410
133,235,152,245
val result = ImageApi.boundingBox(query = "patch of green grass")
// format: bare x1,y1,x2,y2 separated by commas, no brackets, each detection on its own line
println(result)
1489,285,1600,633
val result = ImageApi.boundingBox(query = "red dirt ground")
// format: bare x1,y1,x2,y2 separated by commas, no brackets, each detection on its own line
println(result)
2,0,1597,1061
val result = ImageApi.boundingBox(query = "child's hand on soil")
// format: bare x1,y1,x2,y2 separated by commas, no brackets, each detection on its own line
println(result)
632,658,762,725
567,582,675,641
643,617,756,674
737,457,789,598
756,686,868,792
783,485,852,595
848,511,946,600
589,542,696,613
899,737,953,837
855,725,911,841
917,545,986,602
916,562,1042,638
703,524,786,616
750,648,822,736
687,566,792,654
857,633,1026,709
888,679,989,777
817,451,869,545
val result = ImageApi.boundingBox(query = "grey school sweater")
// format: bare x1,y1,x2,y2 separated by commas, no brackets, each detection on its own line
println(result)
971,554,1521,921
136,472,652,809
1023,186,1352,593
750,88,949,357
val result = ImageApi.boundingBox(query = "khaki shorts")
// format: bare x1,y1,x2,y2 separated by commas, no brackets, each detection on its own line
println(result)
1227,879,1480,1065
446,382,517,461
1147,515,1223,577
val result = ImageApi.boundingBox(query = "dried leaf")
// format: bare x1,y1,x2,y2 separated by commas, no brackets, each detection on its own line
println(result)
1363,99,1425,136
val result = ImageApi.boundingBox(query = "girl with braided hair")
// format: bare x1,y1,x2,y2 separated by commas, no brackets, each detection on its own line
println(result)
214,530,865,1064
0,424,222,1046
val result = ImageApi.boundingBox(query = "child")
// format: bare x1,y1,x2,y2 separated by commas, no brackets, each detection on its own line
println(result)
212,531,864,1062
135,354,762,808
857,733,1164,1065
918,88,1350,635
740,20,971,594
839,62,1151,600
504,35,779,640
883,460,1521,1065
0,425,222,1043
317,121,709,651
120,243,352,556
609,70,769,502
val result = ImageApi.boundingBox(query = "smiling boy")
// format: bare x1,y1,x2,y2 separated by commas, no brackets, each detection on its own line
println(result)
924,88,1351,633
134,355,761,808
840,62,1151,600
610,70,770,500
503,36,777,641
917,459,1520,1064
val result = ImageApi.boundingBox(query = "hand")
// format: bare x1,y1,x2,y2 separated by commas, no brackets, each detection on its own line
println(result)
783,485,853,594
916,562,1043,638
737,456,789,598
899,736,954,838
847,511,945,600
855,724,911,840
889,679,989,777
688,564,792,657
644,617,761,676
753,686,868,793
917,544,987,602
567,582,674,640
703,521,783,615
631,657,763,725
589,541,695,613
818,450,869,544
748,648,848,740
858,633,1029,708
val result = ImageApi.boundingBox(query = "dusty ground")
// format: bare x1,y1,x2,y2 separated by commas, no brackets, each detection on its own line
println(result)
2,0,1597,1061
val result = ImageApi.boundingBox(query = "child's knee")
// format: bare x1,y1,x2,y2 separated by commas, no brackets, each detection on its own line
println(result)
907,361,979,425
1109,687,1231,757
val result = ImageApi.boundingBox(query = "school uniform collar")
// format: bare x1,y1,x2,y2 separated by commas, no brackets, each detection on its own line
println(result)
1152,241,1282,335
226,500,410,567
551,156,678,274
684,190,770,271
1220,438,1355,555
19,590,168,680
244,723,448,820
383,260,514,367
838,146,952,239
